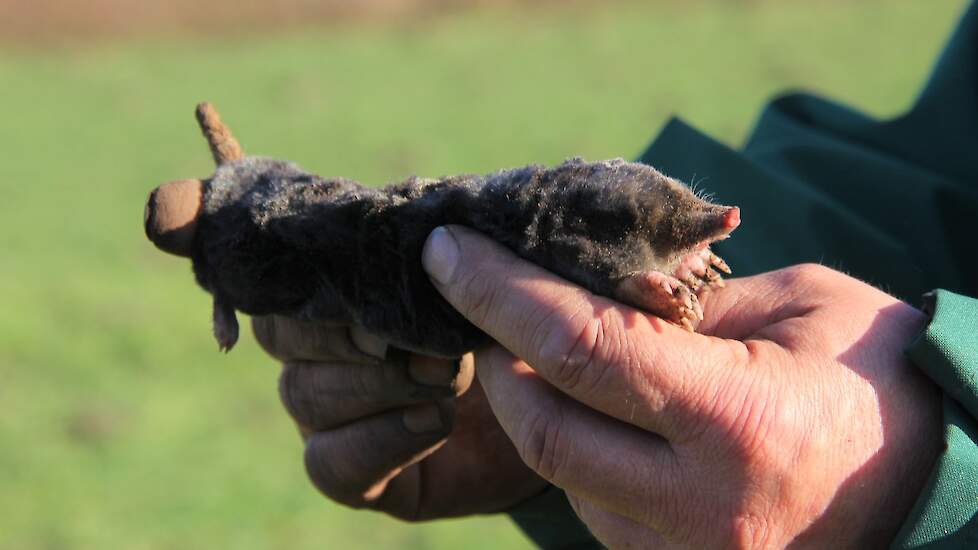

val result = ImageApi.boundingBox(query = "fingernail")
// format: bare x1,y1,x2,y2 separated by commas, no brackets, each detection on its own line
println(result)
349,325,388,360
422,227,459,286
408,355,460,388
402,403,444,434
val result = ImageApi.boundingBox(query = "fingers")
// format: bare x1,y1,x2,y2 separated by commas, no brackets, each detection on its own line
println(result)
253,317,480,518
279,353,472,431
476,345,687,532
252,315,382,363
304,401,454,511
267,320,477,518
422,225,747,440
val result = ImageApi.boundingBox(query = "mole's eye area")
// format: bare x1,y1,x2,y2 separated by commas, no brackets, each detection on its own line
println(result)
144,179,203,258
688,205,740,248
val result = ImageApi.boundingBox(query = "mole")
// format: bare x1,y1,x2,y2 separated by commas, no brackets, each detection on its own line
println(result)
144,103,741,358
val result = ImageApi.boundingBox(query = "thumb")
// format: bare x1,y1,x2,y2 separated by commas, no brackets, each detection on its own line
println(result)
422,224,747,442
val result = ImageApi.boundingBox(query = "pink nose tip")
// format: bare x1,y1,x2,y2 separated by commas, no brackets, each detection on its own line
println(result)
723,207,741,230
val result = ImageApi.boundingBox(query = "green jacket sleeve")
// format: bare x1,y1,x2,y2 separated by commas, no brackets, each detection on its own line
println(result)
508,1,978,546
506,486,600,549
892,290,978,548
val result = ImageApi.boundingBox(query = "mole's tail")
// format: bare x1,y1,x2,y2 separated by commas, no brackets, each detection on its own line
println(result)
195,102,245,166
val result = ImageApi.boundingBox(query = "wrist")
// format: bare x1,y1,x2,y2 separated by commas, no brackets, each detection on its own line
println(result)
793,300,941,548
863,301,943,546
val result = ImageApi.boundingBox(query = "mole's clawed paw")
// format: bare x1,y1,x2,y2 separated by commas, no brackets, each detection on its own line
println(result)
614,271,703,332
676,247,730,292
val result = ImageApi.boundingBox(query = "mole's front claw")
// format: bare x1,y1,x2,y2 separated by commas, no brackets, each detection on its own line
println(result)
213,298,240,352
704,267,725,288
709,252,731,275
613,270,701,332
676,247,732,292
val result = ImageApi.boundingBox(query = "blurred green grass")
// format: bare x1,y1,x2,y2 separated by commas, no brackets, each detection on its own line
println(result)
0,0,967,548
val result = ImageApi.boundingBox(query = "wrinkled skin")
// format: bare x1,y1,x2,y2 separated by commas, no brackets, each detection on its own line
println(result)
257,225,942,549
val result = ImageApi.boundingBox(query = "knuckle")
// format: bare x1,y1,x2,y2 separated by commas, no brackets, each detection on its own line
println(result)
303,440,369,508
279,362,337,427
516,406,569,481
278,363,306,422
543,326,597,392
321,325,369,362
781,263,834,288
728,512,775,550
348,362,381,398
304,410,444,512
723,338,753,369
252,315,282,358
303,418,416,511
791,262,829,276
303,439,342,495
455,267,505,328
535,311,619,397
761,264,841,308
252,315,329,361
280,360,418,431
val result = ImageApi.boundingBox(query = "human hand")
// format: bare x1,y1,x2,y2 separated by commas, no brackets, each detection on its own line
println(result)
252,316,546,520
422,225,942,548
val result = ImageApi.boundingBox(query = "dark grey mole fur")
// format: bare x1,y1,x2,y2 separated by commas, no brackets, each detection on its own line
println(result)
191,157,734,357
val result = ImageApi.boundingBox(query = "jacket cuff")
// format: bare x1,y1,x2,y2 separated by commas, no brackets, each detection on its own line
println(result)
891,290,978,548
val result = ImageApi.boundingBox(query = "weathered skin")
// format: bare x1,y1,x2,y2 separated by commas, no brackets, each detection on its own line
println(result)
187,156,739,356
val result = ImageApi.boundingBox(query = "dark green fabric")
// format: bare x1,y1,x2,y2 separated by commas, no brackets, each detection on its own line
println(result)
895,290,978,548
640,0,978,295
508,1,978,547
911,291,978,423
506,486,600,550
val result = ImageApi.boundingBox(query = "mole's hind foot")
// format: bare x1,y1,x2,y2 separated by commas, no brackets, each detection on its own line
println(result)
213,298,240,352
614,271,703,332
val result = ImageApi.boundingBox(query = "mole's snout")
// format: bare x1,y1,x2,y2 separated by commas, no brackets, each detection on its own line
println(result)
722,206,741,232
144,179,203,257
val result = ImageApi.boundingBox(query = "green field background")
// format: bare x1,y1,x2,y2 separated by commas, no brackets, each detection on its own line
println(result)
0,1,968,548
